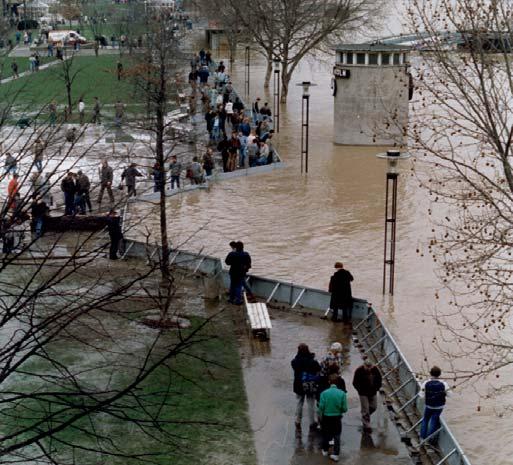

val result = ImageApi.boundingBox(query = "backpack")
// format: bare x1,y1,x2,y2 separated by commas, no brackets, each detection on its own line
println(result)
301,371,319,397
425,380,447,408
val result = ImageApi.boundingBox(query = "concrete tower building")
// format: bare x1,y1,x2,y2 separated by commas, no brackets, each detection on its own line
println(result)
333,43,411,146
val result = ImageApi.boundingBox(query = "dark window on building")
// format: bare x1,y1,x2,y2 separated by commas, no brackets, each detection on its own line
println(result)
356,53,366,65
347,52,353,64
382,53,390,65
393,53,400,65
369,53,378,65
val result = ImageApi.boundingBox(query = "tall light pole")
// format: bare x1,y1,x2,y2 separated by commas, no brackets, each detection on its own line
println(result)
272,58,281,132
297,81,316,174
376,150,411,295
244,46,250,98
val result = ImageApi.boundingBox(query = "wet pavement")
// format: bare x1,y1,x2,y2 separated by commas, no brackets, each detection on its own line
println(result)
238,309,411,465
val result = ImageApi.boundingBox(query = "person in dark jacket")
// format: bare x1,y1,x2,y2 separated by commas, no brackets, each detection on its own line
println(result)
352,357,383,432
98,160,114,205
225,241,246,305
419,366,450,440
60,172,76,216
121,163,143,197
152,162,164,192
107,210,123,260
329,262,354,322
291,343,321,430
76,170,92,213
217,134,230,172
30,195,47,238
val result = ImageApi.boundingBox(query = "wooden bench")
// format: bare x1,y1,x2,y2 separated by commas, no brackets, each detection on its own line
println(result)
244,293,272,340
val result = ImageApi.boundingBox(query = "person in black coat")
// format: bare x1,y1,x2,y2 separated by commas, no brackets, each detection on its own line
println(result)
291,343,321,430
60,172,76,216
353,358,382,432
329,262,354,322
107,210,123,260
225,241,245,305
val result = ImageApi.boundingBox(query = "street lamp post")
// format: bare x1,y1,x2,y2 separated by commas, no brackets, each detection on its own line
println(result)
376,150,411,295
297,81,317,174
273,58,281,133
244,46,250,98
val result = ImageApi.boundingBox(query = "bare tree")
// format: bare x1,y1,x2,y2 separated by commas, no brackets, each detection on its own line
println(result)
406,0,513,388
197,0,383,101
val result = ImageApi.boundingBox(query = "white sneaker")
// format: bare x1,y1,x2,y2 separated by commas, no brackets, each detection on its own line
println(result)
329,455,339,462
321,450,329,457
329,439,334,446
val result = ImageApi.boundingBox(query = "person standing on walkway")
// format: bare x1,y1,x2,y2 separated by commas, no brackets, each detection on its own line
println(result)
11,61,19,79
291,343,321,431
76,170,92,213
98,160,115,206
60,171,76,216
318,374,348,462
121,163,143,197
353,357,383,433
7,174,20,210
329,262,354,322
78,98,85,125
92,97,101,124
30,194,47,238
33,138,44,172
202,148,215,177
169,155,182,189
4,152,17,175
419,366,450,441
152,162,164,192
107,210,123,260
225,241,246,305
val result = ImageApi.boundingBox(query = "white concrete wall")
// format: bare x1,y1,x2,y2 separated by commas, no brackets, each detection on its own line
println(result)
333,65,409,146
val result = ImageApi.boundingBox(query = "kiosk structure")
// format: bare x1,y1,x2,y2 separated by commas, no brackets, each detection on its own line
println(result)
333,43,411,146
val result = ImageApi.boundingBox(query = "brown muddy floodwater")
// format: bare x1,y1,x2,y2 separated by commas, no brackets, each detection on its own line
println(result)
135,51,511,463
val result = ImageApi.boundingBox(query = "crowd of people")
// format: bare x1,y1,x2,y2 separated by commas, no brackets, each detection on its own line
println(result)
188,49,279,175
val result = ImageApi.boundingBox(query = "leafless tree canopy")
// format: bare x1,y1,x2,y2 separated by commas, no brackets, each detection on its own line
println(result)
407,0,513,389
196,0,384,100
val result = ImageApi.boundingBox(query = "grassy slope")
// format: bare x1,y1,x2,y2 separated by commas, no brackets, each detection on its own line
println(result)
0,55,137,109
1,318,256,465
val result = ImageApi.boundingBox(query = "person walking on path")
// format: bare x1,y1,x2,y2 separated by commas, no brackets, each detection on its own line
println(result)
318,374,348,462
60,171,76,216
319,342,345,393
33,138,44,172
225,241,246,305
92,97,101,124
291,343,321,431
30,194,47,238
107,210,123,260
152,162,164,192
121,163,143,198
78,98,85,125
11,61,19,79
49,101,57,126
419,366,450,441
169,155,182,189
98,160,115,206
76,170,92,213
7,174,20,210
352,357,383,433
329,262,354,322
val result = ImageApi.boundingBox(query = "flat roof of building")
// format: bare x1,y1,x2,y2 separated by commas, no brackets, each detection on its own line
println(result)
335,42,411,52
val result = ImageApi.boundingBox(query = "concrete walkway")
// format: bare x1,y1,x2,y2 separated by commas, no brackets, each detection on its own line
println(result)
0,57,66,85
8,44,122,58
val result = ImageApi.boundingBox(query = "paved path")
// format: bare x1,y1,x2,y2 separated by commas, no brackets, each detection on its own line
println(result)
0,57,66,85
8,44,123,58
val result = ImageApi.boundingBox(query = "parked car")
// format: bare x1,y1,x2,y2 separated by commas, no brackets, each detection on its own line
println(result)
48,30,87,46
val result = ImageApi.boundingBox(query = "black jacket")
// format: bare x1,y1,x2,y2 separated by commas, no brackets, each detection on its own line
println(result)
352,365,382,397
291,353,321,395
225,251,246,278
329,269,353,308
60,177,76,194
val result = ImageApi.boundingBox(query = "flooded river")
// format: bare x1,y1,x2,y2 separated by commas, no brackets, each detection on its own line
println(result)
146,51,511,463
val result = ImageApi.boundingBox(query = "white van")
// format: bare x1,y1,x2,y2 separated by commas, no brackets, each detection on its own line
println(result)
48,30,87,46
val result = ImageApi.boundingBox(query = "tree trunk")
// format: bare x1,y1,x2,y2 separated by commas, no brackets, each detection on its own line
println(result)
66,83,72,115
264,58,272,89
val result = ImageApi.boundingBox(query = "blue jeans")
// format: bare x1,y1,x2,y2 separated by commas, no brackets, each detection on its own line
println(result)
229,276,243,304
5,166,16,175
34,217,43,238
420,406,442,439
171,175,180,189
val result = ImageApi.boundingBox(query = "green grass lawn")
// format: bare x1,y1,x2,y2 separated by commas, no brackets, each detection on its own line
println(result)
0,55,138,110
1,314,256,465
0,56,57,80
